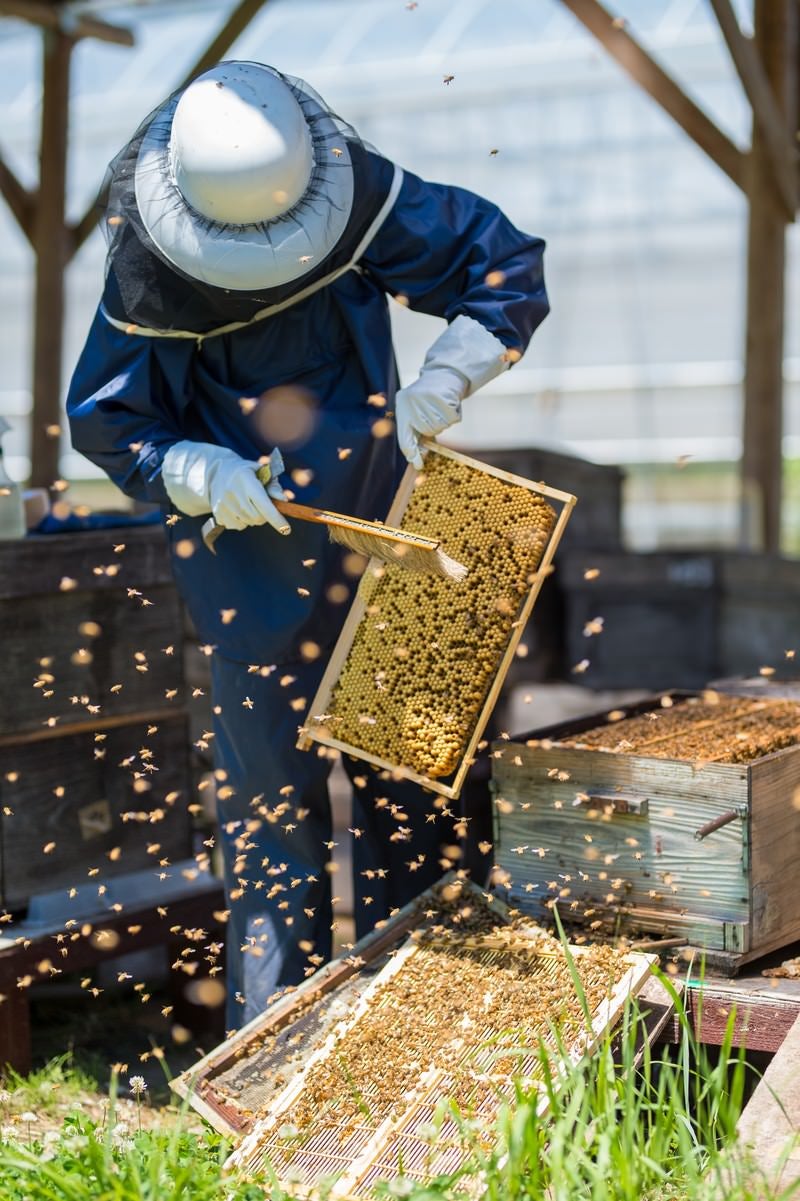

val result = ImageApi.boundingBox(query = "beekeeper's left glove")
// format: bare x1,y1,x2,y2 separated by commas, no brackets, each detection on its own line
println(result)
394,314,513,469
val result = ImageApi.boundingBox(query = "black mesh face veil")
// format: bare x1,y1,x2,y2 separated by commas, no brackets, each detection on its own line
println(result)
97,62,371,331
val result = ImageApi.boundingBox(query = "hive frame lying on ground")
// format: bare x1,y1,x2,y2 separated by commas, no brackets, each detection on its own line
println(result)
221,880,653,1196
170,884,443,1137
171,879,651,1140
297,441,577,799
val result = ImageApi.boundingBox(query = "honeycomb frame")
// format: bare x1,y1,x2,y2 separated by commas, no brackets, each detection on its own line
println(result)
221,878,653,1195
298,441,576,799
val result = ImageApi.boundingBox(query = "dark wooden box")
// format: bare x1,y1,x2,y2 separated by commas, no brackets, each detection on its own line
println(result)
0,714,193,909
560,550,800,690
0,526,185,737
0,526,193,908
492,694,800,969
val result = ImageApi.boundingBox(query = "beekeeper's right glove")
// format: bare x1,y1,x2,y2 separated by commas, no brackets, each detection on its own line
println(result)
162,442,290,533
394,314,513,469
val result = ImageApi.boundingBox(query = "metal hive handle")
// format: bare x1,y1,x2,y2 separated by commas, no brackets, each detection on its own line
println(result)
694,808,746,841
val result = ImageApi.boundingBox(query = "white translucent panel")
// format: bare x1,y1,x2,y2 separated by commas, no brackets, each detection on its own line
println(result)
0,0,786,526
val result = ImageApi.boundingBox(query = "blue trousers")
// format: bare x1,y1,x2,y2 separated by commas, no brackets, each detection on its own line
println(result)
210,653,475,1028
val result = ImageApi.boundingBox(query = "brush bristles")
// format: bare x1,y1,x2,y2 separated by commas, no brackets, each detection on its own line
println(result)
328,526,468,582
434,548,469,582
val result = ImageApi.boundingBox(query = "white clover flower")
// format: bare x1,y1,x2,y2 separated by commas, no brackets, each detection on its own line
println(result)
128,1076,147,1097
62,1133,89,1154
387,1178,414,1198
41,1129,60,1161
0,1089,11,1105
19,1111,37,1123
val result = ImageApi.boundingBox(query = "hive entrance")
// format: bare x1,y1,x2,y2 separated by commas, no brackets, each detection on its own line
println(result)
225,882,652,1196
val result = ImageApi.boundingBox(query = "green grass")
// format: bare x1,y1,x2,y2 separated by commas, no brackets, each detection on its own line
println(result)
0,1106,264,1201
1,969,798,1200
0,1055,101,1117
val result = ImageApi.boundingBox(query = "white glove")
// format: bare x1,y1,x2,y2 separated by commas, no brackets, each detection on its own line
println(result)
162,441,290,534
395,314,512,469
395,368,466,470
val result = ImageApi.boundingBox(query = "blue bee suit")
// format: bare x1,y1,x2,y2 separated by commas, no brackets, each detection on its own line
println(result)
67,146,548,1026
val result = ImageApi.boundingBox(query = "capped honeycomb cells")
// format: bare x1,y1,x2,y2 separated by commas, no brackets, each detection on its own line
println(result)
323,454,556,778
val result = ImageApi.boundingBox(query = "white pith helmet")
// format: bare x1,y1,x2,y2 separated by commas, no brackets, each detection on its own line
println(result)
134,62,354,291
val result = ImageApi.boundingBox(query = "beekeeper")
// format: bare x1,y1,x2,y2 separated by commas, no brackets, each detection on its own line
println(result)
67,61,549,1027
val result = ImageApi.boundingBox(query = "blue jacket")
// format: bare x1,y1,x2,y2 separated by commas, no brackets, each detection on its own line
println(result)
67,152,549,663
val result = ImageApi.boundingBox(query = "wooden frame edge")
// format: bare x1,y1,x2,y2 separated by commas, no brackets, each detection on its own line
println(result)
297,442,576,799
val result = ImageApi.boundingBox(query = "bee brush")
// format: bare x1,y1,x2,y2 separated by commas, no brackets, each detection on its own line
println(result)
201,465,468,582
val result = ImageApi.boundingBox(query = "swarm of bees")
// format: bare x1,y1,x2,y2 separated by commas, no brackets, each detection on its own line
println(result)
323,453,556,778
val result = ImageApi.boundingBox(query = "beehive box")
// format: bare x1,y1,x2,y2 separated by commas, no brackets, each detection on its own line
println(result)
492,692,800,969
0,525,193,908
299,443,575,799
174,878,652,1195
0,714,192,908
0,525,185,735
560,550,800,690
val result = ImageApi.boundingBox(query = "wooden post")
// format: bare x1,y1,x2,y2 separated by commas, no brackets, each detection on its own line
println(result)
557,0,746,189
740,0,798,550
29,28,72,489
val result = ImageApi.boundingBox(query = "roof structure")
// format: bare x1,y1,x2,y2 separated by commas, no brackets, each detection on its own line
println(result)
0,0,796,548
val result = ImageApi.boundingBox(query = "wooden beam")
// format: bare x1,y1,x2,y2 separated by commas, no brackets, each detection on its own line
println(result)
558,0,747,191
68,178,108,257
741,0,798,551
0,153,36,244
69,0,271,255
29,28,71,489
179,0,270,88
0,0,134,46
709,0,797,220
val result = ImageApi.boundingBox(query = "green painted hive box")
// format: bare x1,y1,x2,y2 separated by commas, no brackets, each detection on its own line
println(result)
491,692,800,971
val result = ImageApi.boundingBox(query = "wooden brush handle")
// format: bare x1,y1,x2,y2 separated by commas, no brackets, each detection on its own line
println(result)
273,499,440,551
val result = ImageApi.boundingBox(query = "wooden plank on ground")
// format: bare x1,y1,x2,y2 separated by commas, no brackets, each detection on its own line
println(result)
738,1012,800,1189
671,975,800,1052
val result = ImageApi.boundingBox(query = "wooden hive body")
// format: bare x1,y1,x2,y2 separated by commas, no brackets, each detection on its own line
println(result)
0,526,192,909
492,694,800,969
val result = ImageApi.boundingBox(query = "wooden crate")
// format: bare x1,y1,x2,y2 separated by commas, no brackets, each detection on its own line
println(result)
0,713,193,909
299,442,576,799
0,525,185,736
0,869,225,1073
560,550,800,690
492,693,800,970
0,526,193,908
